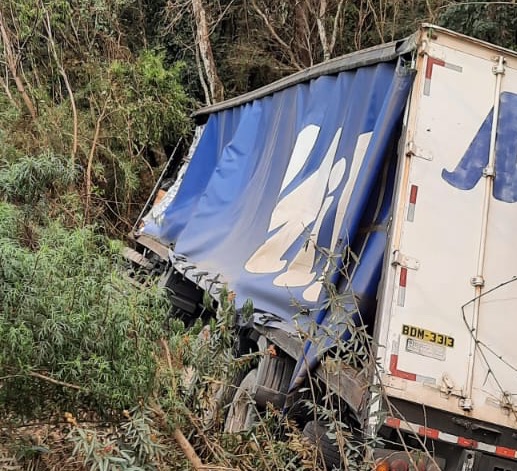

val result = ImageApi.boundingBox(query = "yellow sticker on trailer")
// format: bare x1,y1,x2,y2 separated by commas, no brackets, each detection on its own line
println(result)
402,324,455,348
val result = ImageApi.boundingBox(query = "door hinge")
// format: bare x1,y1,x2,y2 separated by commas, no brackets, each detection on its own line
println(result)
492,55,506,75
406,141,433,161
392,250,420,270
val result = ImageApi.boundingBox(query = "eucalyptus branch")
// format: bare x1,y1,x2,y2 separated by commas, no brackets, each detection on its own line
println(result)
191,0,225,103
365,0,385,42
41,3,78,162
251,0,304,71
195,34,212,105
1,372,84,392
316,0,331,61
330,0,345,54
85,98,109,224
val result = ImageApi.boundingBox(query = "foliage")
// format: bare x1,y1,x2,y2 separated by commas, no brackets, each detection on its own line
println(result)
68,406,164,471
1,1,516,469
155,290,324,471
0,0,192,234
0,201,169,417
108,51,191,150
0,151,76,204
160,0,517,102
438,1,517,50
0,0,515,234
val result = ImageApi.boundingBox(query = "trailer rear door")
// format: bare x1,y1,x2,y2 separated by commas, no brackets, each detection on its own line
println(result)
377,27,517,431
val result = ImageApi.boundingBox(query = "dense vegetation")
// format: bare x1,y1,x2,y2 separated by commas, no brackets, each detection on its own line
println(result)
1,1,516,469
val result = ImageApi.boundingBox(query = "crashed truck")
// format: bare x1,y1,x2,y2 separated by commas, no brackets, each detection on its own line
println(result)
126,24,517,470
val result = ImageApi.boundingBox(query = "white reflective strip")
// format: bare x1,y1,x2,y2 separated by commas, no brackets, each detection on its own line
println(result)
415,374,436,385
477,442,497,453
398,420,420,434
407,203,416,221
397,286,406,306
437,432,457,444
444,62,463,73
424,79,431,96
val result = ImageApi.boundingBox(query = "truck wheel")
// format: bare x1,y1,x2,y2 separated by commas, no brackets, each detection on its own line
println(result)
224,368,258,433
303,420,342,470
201,368,248,429
224,338,296,433
254,352,295,409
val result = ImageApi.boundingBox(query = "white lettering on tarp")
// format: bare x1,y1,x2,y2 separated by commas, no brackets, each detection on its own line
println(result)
303,132,372,301
245,125,326,274
273,132,344,287
245,125,373,302
280,124,320,193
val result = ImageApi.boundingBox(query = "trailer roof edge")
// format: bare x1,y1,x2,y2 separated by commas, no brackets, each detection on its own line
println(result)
192,33,418,121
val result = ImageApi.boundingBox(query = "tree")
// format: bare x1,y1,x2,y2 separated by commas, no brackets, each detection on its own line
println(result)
164,0,508,101
164,0,225,104
0,8,37,120
438,1,517,50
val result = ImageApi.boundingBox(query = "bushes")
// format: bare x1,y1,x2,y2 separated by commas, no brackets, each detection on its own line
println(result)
0,152,76,204
0,202,169,417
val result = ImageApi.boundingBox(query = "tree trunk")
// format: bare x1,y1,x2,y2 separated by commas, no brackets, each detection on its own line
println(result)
317,0,331,61
191,0,224,104
0,9,37,120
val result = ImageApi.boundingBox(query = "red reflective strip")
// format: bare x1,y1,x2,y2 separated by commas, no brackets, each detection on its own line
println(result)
496,446,516,459
425,57,446,79
390,354,417,381
409,185,418,204
419,426,439,440
386,417,401,428
399,267,407,288
458,437,478,448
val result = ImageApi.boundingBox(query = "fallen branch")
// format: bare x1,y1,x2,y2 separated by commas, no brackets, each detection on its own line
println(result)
148,397,208,471
0,372,84,391
155,338,207,470
157,338,239,471
28,371,84,391
173,426,206,471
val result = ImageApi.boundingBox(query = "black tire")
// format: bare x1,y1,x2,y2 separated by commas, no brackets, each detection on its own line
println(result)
303,421,342,470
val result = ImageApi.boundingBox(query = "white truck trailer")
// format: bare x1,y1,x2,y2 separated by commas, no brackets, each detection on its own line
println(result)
128,25,517,470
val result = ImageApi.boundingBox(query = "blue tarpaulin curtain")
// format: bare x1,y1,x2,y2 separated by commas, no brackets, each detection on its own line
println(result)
141,59,414,384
